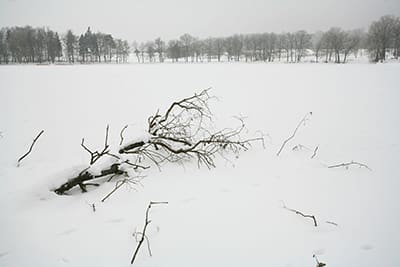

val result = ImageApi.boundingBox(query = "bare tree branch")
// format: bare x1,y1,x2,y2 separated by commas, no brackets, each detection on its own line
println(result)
277,112,312,156
55,89,262,195
81,125,112,165
119,124,129,146
120,90,263,169
327,160,372,171
130,201,168,265
282,202,318,227
311,145,319,159
17,130,44,166
313,254,327,267
325,221,338,226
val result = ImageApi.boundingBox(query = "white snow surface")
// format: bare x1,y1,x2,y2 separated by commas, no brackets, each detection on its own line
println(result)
0,63,399,266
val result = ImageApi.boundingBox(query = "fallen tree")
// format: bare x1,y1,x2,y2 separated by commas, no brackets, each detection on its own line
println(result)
53,89,263,195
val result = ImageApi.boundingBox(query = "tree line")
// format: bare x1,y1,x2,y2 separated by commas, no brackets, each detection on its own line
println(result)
134,14,400,64
0,26,129,64
1,14,399,64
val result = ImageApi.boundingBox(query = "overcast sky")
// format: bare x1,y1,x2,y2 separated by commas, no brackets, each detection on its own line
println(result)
1,0,399,42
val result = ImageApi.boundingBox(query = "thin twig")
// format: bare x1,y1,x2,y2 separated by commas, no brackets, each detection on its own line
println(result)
313,254,326,267
130,201,168,265
277,112,312,156
81,125,112,165
101,179,128,202
17,130,44,166
120,124,128,145
311,145,319,159
282,202,318,227
325,221,338,226
327,160,372,171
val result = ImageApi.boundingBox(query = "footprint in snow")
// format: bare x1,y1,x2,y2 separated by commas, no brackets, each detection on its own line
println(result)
360,244,374,251
60,258,69,263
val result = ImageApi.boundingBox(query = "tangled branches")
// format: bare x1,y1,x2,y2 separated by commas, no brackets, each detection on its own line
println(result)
119,88,263,169
54,89,263,195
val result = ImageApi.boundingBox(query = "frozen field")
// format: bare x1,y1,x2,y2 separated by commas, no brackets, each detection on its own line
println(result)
0,63,399,267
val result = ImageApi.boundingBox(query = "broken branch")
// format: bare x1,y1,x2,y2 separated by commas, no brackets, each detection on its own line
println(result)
17,130,44,166
327,160,371,171
130,201,168,265
283,202,318,227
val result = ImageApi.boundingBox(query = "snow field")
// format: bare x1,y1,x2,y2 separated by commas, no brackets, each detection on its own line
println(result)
0,63,399,266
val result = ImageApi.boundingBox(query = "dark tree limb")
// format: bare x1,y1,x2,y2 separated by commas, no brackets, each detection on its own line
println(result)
17,130,44,166
328,160,371,171
283,202,318,227
54,163,126,195
277,112,312,156
130,201,168,265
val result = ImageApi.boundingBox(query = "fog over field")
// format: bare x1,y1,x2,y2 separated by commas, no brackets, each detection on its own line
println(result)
1,1,400,267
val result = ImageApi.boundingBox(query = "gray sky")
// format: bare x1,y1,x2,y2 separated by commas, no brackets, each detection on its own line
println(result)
1,0,399,42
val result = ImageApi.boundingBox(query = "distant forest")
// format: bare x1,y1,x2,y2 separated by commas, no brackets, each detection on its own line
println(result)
0,14,399,64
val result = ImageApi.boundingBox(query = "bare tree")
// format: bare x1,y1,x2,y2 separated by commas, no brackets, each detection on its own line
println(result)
154,37,165,63
180,33,195,62
367,15,397,62
342,29,364,63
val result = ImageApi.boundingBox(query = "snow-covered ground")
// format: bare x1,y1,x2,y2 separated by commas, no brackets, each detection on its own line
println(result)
0,63,399,267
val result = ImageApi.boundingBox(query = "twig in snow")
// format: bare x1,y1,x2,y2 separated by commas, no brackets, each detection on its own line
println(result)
277,112,312,156
101,179,128,202
282,202,318,227
130,201,168,265
102,176,144,202
17,130,44,166
292,143,319,159
327,161,371,171
311,145,319,159
119,124,129,146
292,144,310,151
81,125,112,165
325,221,338,226
313,254,327,267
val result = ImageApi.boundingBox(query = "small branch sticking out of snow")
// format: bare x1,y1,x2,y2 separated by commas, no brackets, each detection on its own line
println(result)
119,124,128,146
130,201,168,265
311,145,319,159
81,125,112,165
327,161,372,171
325,221,338,226
277,112,312,156
17,130,44,167
282,202,318,227
313,254,327,267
